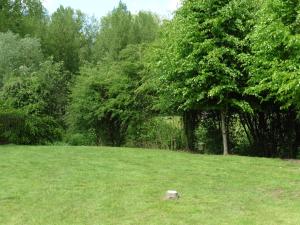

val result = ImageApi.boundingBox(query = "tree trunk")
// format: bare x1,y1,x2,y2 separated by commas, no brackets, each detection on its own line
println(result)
221,110,229,155
183,110,199,152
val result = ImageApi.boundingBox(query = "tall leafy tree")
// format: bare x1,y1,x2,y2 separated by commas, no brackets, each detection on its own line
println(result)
0,0,46,37
68,44,157,146
79,16,100,63
0,61,65,144
247,0,300,109
67,3,160,146
93,3,159,62
0,31,43,87
93,2,132,61
155,0,258,153
243,0,300,157
130,11,160,44
42,6,85,73
0,33,67,144
0,0,11,32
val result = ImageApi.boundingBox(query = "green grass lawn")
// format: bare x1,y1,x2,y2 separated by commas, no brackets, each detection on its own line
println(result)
0,146,300,225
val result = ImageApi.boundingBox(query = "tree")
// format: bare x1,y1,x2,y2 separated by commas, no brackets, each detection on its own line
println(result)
154,0,258,153
0,31,43,87
0,59,67,144
247,0,300,109
42,6,85,73
79,16,100,63
243,0,300,158
93,2,159,62
67,44,152,146
66,3,160,146
0,0,11,32
130,11,160,44
93,2,132,61
0,32,67,144
67,3,160,146
0,0,47,37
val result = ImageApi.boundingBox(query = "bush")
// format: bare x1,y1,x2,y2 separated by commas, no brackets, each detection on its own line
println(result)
126,116,187,150
65,130,96,146
0,109,26,144
0,109,62,145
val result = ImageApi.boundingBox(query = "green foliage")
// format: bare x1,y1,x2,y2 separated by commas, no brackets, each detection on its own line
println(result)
65,132,96,146
227,115,251,155
67,64,128,146
2,59,68,118
0,108,61,144
155,0,258,113
0,108,25,144
245,0,300,109
0,0,47,37
1,0,300,158
238,0,300,158
0,74,64,144
194,113,250,155
79,16,100,63
67,52,143,146
130,11,160,44
0,31,43,87
93,2,159,61
126,116,187,150
93,2,132,61
67,6,160,147
42,6,86,73
148,0,259,152
0,33,67,144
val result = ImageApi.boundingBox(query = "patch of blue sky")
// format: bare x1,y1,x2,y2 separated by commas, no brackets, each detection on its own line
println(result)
42,0,181,18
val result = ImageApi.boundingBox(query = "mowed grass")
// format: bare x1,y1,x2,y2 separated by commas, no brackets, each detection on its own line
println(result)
0,146,300,225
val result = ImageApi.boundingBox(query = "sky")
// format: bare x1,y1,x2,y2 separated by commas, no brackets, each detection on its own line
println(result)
42,0,181,18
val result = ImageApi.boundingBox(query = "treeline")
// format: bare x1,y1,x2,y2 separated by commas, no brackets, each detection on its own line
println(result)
1,0,300,158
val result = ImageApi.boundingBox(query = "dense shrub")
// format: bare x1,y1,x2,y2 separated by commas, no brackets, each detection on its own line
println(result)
126,117,187,150
0,109,26,144
0,109,62,144
65,130,97,146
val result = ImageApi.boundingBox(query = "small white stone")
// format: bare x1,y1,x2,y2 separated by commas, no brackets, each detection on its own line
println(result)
165,190,179,200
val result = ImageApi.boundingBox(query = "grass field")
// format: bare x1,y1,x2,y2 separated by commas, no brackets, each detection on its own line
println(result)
0,145,300,225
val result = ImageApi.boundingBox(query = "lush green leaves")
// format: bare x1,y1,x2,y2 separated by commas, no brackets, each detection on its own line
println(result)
0,33,66,144
155,0,259,113
246,0,300,109
1,0,300,157
0,31,43,87
0,0,46,37
67,45,151,146
93,3,159,61
42,6,86,73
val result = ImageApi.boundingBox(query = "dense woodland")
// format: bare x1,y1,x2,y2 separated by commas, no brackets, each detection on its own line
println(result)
1,0,300,158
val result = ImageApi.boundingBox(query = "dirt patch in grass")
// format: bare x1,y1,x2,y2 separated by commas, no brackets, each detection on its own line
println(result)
271,188,285,198
283,159,300,164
